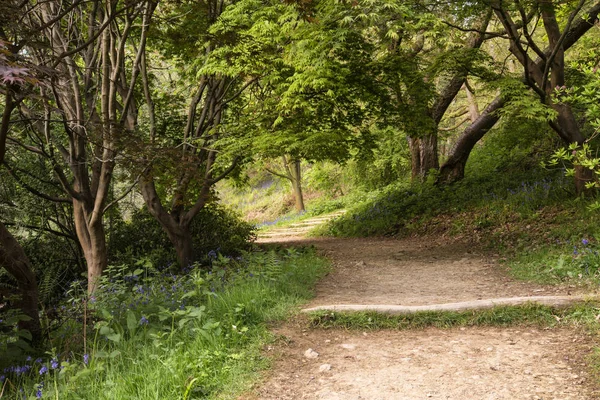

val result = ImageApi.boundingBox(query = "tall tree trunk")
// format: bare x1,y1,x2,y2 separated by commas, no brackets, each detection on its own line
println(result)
0,222,43,344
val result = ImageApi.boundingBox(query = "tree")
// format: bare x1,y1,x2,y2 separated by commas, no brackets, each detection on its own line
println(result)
7,0,157,293
264,156,306,213
137,0,254,268
439,0,600,185
0,33,42,343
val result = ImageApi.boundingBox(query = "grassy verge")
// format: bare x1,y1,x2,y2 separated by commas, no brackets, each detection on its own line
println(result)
308,302,600,331
0,248,329,400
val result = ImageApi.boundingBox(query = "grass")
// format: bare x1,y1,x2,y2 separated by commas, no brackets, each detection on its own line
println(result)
309,302,600,331
0,248,329,400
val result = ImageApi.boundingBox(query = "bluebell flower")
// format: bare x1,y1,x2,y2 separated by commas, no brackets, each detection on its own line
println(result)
83,354,89,365
582,239,590,246
35,358,42,364
36,382,44,399
15,365,31,375
50,359,59,370
139,316,149,325
39,365,48,375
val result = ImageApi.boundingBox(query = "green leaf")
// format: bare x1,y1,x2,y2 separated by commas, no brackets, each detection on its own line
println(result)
109,350,121,358
106,333,121,343
126,310,137,334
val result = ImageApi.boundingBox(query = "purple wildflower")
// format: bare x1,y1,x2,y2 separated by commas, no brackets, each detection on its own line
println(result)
582,238,590,246
139,316,149,325
83,354,89,365
39,365,48,375
50,359,59,370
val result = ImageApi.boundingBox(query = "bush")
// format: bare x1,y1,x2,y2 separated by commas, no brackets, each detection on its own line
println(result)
109,203,256,269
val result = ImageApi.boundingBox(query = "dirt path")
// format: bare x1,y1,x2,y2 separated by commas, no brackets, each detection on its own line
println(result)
250,214,599,399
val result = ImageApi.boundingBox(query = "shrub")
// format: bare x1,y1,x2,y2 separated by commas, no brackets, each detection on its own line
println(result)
108,203,256,269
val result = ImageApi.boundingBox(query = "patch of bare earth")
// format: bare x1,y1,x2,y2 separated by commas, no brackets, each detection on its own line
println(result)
250,325,597,400
251,218,600,399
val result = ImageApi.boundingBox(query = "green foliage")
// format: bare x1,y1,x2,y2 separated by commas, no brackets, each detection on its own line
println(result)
468,114,560,177
510,236,600,283
109,203,256,268
318,165,576,238
0,247,329,399
493,78,558,122
348,126,411,190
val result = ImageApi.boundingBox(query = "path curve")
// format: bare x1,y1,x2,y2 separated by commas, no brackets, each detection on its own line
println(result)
252,212,600,399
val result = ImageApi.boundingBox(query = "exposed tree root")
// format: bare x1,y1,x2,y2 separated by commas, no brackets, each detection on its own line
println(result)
302,295,598,314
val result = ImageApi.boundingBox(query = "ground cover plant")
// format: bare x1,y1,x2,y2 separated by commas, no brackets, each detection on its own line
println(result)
0,248,328,399
309,303,600,331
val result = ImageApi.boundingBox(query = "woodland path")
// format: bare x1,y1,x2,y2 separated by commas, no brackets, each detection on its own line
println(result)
249,212,599,399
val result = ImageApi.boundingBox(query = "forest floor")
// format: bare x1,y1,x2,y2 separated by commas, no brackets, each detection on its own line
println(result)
249,213,600,399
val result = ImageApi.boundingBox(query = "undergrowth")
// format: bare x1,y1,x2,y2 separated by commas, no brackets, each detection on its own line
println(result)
0,247,329,399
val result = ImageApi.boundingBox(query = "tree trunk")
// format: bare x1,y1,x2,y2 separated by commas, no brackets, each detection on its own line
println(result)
166,226,194,269
0,90,42,344
73,200,108,294
464,82,480,123
0,222,43,344
408,132,439,181
438,97,505,184
549,102,593,195
139,176,198,268
408,137,422,181
287,158,305,212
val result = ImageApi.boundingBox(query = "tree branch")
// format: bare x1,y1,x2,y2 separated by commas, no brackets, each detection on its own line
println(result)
4,162,71,203
3,222,76,241
102,173,141,214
